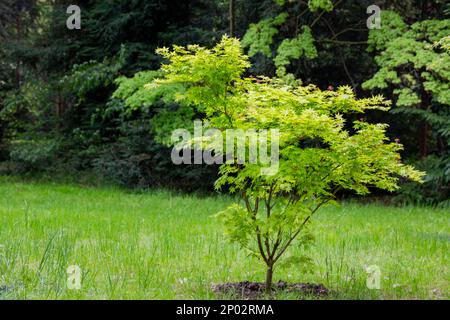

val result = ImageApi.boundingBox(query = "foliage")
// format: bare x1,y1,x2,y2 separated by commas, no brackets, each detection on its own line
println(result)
308,0,334,12
366,10,408,52
242,13,288,58
363,14,450,106
241,4,325,77
436,35,450,51
240,0,374,84
7,137,60,172
0,0,226,190
0,0,447,205
128,37,424,290
274,26,317,76
113,70,197,145
396,155,450,207
61,48,127,103
91,119,217,190
363,11,450,205
363,13,450,106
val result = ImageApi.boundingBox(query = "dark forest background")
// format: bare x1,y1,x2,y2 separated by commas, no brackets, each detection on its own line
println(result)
0,0,449,205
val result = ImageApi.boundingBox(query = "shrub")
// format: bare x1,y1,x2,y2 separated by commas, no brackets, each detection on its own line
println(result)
92,119,218,191
7,137,61,173
396,155,450,207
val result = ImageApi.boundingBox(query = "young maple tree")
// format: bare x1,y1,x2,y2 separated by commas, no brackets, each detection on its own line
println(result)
115,36,424,292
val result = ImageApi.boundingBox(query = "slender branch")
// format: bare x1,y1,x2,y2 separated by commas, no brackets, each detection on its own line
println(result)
310,0,343,28
270,228,283,260
322,18,357,89
263,187,274,258
318,39,367,45
294,7,310,35
330,27,366,40
273,199,330,263
264,181,275,218
242,192,254,213
264,234,272,261
243,193,268,264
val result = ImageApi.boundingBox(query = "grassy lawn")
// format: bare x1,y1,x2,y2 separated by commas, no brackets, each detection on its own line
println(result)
0,176,448,300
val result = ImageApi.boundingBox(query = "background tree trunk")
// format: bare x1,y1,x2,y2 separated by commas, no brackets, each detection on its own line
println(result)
418,90,431,158
419,122,429,158
229,0,236,37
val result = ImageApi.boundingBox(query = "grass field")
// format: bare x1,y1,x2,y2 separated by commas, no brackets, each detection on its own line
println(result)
0,176,448,300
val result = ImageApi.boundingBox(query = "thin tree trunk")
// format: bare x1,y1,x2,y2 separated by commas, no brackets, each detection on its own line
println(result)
229,0,236,37
437,136,445,154
419,91,431,158
15,15,22,88
419,122,429,158
265,264,273,294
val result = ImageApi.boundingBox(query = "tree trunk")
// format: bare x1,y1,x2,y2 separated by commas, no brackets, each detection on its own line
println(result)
437,136,445,155
15,15,22,88
229,0,236,37
265,264,273,294
418,122,429,158
418,89,431,159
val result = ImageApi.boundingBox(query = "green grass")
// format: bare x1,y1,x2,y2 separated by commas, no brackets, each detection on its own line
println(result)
0,176,448,300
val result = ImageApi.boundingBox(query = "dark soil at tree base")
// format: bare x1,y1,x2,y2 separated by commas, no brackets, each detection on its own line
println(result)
212,281,329,299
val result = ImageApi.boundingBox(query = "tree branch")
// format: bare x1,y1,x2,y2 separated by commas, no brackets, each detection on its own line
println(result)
273,198,330,263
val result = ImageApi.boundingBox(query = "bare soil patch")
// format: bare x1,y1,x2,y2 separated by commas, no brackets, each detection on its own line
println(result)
212,281,329,299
